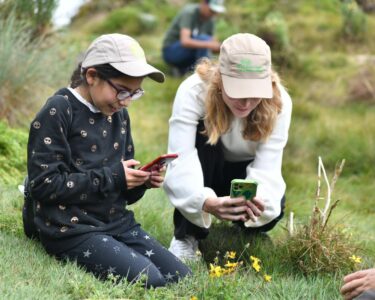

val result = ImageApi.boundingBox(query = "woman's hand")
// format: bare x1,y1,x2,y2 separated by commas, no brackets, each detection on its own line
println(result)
202,196,250,222
145,166,166,189
340,268,375,300
122,159,150,189
245,196,265,222
203,195,265,222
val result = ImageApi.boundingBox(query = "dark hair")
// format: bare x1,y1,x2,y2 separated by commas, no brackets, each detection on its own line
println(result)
70,63,125,88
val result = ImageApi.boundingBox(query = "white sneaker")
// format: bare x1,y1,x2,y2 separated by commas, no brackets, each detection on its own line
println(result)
169,235,199,261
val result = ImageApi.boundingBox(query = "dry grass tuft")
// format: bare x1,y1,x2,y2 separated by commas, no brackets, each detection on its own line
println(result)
348,64,375,102
283,158,362,275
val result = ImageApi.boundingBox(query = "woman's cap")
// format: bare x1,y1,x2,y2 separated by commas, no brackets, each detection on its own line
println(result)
219,33,272,99
207,0,226,13
81,33,165,83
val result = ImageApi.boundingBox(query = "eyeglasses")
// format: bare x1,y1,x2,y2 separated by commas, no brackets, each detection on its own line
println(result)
106,79,144,101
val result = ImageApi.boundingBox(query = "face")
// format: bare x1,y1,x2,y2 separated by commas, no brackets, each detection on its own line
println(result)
221,87,262,119
85,69,144,116
200,2,217,19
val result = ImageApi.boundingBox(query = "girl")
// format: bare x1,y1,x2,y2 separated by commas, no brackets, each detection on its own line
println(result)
26,33,191,287
163,33,293,260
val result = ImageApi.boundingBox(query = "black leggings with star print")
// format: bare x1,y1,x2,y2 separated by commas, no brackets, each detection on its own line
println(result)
56,225,191,288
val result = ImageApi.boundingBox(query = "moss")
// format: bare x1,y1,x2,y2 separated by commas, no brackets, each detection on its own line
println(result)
0,122,27,186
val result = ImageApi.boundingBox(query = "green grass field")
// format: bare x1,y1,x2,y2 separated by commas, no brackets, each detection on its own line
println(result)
1,0,374,299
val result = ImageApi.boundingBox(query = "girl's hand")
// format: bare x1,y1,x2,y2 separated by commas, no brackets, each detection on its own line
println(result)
122,159,150,189
203,196,252,222
145,166,166,189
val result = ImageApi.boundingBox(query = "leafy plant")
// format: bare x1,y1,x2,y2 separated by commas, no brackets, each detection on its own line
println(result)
341,0,367,40
0,122,28,186
0,0,57,38
257,11,297,69
93,6,158,36
0,9,74,126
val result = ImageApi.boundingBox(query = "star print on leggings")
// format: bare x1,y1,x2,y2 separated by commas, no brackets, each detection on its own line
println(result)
165,272,174,281
145,249,154,257
83,249,92,258
107,266,116,274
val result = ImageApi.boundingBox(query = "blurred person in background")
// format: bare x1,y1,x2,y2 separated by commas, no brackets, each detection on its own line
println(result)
162,0,225,76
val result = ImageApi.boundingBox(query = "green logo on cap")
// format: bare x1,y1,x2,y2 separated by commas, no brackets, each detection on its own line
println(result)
236,59,265,73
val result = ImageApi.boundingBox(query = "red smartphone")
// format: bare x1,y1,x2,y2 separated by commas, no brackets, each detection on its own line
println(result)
139,153,178,171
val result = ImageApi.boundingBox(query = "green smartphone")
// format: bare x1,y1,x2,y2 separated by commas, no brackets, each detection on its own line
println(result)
230,179,258,201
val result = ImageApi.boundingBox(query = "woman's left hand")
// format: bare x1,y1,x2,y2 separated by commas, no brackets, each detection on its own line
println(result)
245,196,265,221
145,166,166,188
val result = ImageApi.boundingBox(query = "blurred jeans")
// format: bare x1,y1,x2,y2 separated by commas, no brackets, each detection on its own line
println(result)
162,34,212,75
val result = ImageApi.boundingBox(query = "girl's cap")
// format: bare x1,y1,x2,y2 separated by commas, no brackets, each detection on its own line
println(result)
81,33,165,83
219,33,272,99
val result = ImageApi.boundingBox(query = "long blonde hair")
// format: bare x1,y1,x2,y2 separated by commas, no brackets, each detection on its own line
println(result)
196,58,283,145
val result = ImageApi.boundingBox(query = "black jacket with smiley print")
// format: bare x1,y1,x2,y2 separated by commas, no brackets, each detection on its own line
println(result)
27,88,146,254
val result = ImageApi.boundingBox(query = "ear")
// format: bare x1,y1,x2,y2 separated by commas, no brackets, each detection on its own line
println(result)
85,68,98,85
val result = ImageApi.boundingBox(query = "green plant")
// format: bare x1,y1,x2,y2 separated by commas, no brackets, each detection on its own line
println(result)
0,122,27,186
258,11,290,51
93,7,158,36
341,0,367,40
256,11,297,69
0,10,74,126
0,0,57,37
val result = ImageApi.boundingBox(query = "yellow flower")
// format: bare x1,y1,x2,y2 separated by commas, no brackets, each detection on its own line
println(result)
224,261,238,269
252,261,261,272
222,267,235,275
349,255,362,263
209,263,223,278
226,251,236,260
250,255,261,263
263,274,272,282
190,297,198,300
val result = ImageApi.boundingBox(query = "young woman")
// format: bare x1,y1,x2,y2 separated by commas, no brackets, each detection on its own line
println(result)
26,33,191,287
163,33,293,260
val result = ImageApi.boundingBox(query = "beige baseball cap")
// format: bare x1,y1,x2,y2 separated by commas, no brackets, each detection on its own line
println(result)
208,0,226,13
81,33,165,83
219,33,272,99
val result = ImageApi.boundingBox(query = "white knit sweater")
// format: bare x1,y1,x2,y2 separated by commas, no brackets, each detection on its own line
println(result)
164,73,292,228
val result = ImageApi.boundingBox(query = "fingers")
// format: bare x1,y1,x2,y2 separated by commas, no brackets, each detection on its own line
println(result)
123,159,140,168
252,196,265,212
246,201,262,217
229,197,262,222
144,170,165,189
220,213,250,222
126,167,150,179
123,163,151,189
340,278,364,298
343,270,368,283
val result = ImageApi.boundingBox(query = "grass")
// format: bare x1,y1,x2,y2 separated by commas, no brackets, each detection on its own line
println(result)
1,0,375,299
0,188,365,299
